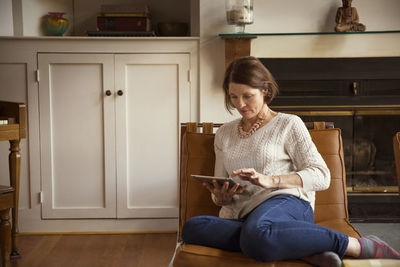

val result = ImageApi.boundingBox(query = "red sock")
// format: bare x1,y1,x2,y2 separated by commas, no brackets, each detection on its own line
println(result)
357,235,400,259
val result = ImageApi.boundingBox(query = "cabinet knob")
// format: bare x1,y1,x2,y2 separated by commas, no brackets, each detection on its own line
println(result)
105,90,112,96
352,82,358,96
117,90,124,96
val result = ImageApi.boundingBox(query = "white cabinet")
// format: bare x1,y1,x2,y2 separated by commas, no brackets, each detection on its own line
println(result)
38,53,190,219
0,37,198,232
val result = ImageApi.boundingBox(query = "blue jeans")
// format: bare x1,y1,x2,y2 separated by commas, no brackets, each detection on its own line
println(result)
182,194,349,262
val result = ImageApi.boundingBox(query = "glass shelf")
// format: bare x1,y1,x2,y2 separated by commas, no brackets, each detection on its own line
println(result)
219,30,400,37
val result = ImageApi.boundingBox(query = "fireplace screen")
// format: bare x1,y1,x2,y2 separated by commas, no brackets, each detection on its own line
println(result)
260,57,400,195
290,110,400,192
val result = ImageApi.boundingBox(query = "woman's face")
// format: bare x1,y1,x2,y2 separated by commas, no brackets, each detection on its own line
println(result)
228,82,266,120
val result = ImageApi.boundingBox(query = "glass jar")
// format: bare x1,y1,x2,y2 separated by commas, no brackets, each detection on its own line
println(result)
226,0,254,33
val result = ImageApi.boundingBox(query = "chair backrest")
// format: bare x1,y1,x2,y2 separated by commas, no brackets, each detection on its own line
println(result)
311,128,348,222
178,122,348,236
393,132,400,196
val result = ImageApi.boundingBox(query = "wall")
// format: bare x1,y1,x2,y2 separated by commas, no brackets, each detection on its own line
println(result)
0,0,13,36
199,0,400,123
0,0,190,36
0,0,73,36
74,0,190,36
245,0,400,33
22,0,73,36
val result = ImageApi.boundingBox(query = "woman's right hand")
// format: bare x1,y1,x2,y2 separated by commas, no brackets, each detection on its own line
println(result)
202,179,246,206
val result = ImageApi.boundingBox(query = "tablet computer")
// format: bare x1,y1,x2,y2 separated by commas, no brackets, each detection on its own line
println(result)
191,174,238,187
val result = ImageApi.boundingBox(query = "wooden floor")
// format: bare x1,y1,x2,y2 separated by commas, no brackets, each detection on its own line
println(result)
7,233,177,267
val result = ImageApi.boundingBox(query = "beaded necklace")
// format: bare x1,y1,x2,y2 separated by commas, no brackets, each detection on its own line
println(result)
237,107,269,139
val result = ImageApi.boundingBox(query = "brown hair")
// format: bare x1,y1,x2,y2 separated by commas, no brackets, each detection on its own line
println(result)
223,56,279,113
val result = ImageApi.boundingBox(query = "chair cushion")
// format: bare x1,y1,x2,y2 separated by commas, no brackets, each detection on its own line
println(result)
173,244,310,267
172,218,360,267
317,218,360,237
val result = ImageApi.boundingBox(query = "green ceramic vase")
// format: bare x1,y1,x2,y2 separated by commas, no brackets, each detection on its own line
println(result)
45,12,69,36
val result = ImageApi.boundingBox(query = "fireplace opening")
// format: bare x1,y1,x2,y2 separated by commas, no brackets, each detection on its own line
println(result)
261,57,400,222
279,110,400,193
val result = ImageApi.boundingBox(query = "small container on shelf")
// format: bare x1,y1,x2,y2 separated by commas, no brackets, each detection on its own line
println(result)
226,0,253,33
44,12,69,36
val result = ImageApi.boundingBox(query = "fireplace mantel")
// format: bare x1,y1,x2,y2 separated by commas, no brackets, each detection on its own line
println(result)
220,30,400,67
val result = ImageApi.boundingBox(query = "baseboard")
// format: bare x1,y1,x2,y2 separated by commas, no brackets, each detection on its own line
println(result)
18,230,178,236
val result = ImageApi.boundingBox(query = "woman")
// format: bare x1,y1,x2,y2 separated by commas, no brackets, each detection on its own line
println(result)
181,56,399,266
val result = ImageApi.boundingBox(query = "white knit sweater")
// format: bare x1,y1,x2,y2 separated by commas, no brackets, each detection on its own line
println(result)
213,113,330,219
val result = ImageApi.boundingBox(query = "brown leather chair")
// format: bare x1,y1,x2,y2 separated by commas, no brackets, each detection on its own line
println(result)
393,132,400,197
170,122,361,267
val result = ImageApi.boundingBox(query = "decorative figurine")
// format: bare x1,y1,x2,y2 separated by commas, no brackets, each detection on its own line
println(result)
335,0,366,32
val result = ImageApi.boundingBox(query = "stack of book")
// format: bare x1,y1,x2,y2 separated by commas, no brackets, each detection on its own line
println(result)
87,4,155,37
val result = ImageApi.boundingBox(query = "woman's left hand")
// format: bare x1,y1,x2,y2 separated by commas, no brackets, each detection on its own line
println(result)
231,168,276,189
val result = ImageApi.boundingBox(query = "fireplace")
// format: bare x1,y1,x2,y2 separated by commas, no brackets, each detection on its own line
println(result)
261,57,400,221
284,110,400,190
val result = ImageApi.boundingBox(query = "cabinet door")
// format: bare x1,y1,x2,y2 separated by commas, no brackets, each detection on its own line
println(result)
38,53,117,218
115,54,190,218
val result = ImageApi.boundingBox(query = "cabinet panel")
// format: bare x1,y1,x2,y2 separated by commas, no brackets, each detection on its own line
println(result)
39,54,116,218
115,54,190,218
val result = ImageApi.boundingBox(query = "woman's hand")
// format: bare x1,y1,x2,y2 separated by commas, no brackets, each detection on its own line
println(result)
231,168,279,189
203,179,246,206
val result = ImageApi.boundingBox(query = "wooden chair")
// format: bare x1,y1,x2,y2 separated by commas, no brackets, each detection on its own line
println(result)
393,132,400,197
0,186,14,267
0,101,26,264
170,121,361,267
